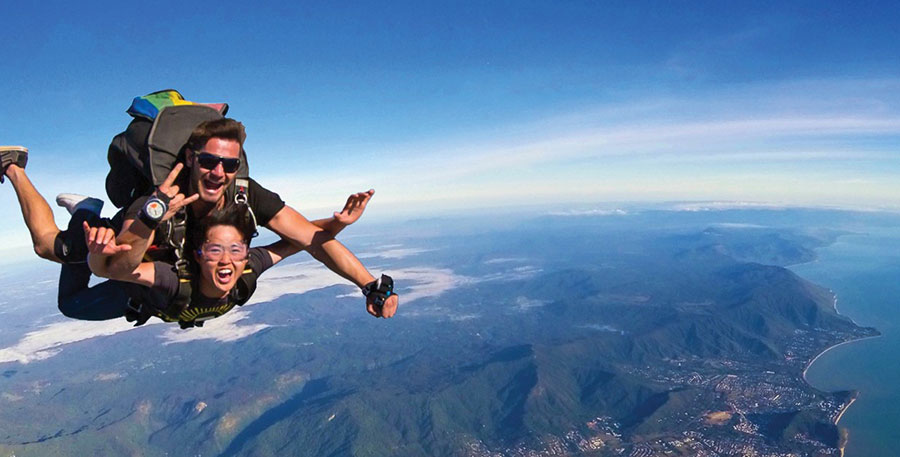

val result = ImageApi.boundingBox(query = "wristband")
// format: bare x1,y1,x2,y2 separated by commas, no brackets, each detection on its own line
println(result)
362,274,394,307
138,196,168,230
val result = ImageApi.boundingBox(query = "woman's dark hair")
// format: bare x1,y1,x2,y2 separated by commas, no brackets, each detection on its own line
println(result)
193,205,256,248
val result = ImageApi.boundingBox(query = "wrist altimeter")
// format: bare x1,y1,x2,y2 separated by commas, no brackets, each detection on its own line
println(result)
139,196,168,230
362,274,394,307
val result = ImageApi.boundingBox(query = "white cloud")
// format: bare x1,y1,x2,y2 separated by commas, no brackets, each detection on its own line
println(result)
578,324,626,335
669,201,791,212
483,257,527,264
0,319,136,364
514,296,546,311
0,259,471,363
391,267,466,303
94,372,125,381
160,310,272,344
0,245,575,363
356,247,434,260
549,209,628,217
709,223,770,229
476,265,543,283
254,78,900,212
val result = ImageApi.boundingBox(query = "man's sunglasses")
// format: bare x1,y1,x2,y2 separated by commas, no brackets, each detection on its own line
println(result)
195,152,241,173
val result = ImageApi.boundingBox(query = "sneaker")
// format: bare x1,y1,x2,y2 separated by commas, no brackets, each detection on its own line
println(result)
56,193,104,216
0,146,28,184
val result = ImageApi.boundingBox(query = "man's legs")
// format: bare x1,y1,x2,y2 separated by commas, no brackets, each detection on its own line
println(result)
4,147,129,321
2,149,62,262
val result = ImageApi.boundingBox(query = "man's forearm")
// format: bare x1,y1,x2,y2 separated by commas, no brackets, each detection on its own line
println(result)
107,219,155,277
87,252,111,279
306,234,375,288
267,205,374,287
310,217,346,237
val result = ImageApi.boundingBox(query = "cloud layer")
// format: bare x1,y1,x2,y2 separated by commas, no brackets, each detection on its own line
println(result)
0,245,465,363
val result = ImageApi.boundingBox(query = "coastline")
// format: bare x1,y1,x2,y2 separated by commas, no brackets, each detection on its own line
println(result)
836,395,858,457
800,330,879,457
801,294,882,382
835,394,857,425
791,244,881,457
802,333,882,383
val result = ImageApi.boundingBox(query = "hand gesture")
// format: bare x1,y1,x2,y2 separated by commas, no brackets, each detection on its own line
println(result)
83,221,132,256
366,294,399,319
156,163,199,221
334,189,374,226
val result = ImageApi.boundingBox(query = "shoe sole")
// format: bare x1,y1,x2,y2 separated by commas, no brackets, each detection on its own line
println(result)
1,146,28,183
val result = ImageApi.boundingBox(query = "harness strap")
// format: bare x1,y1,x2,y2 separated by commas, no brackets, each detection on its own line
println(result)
125,267,258,329
168,260,193,315
233,178,258,238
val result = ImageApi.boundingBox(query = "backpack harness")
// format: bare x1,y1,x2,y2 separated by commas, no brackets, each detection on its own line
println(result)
137,182,258,327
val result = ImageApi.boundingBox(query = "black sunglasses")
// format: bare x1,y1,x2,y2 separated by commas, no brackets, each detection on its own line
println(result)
195,152,241,173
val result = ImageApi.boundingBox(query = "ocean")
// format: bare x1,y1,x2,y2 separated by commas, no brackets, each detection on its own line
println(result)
793,226,900,457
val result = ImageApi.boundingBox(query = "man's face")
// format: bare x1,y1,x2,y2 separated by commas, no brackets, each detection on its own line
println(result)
187,137,241,205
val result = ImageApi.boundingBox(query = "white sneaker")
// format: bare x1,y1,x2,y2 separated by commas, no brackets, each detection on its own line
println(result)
56,193,104,216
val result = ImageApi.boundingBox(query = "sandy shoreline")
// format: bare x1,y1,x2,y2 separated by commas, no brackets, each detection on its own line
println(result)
802,334,882,383
836,396,857,457
835,395,857,425
802,294,881,381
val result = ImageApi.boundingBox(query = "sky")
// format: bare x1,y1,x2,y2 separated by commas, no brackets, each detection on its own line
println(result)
2,0,900,261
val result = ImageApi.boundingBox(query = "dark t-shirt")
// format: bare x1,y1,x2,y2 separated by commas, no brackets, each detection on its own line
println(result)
124,177,285,261
125,177,285,227
148,247,274,309
236,178,286,227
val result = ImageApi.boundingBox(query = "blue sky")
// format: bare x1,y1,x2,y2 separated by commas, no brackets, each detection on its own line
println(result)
2,0,900,259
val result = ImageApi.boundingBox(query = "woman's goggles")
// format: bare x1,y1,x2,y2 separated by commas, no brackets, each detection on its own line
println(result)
198,242,249,261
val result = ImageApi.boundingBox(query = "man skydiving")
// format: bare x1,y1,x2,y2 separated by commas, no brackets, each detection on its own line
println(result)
104,118,398,320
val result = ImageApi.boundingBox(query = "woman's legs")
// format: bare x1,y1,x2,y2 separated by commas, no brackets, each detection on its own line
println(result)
57,270,131,320
55,210,130,320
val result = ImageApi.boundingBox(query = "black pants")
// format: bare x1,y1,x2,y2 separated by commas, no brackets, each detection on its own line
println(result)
55,209,131,320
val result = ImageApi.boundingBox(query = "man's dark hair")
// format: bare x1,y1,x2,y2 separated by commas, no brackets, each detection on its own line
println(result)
186,118,246,152
193,205,256,247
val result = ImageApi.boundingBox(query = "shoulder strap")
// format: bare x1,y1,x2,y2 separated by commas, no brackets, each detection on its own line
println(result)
233,266,259,306
228,178,259,238
163,258,193,319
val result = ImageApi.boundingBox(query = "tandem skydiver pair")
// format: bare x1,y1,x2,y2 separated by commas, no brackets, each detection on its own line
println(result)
1,90,397,329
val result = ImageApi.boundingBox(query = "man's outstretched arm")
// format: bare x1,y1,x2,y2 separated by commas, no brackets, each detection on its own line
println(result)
308,189,374,236
266,204,398,318
260,190,375,265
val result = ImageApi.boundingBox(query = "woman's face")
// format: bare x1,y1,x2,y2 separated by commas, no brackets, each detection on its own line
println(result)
195,225,249,298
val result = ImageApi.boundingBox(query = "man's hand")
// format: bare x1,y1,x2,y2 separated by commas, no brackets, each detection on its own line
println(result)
367,294,399,319
83,221,132,256
333,189,374,226
156,163,199,221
